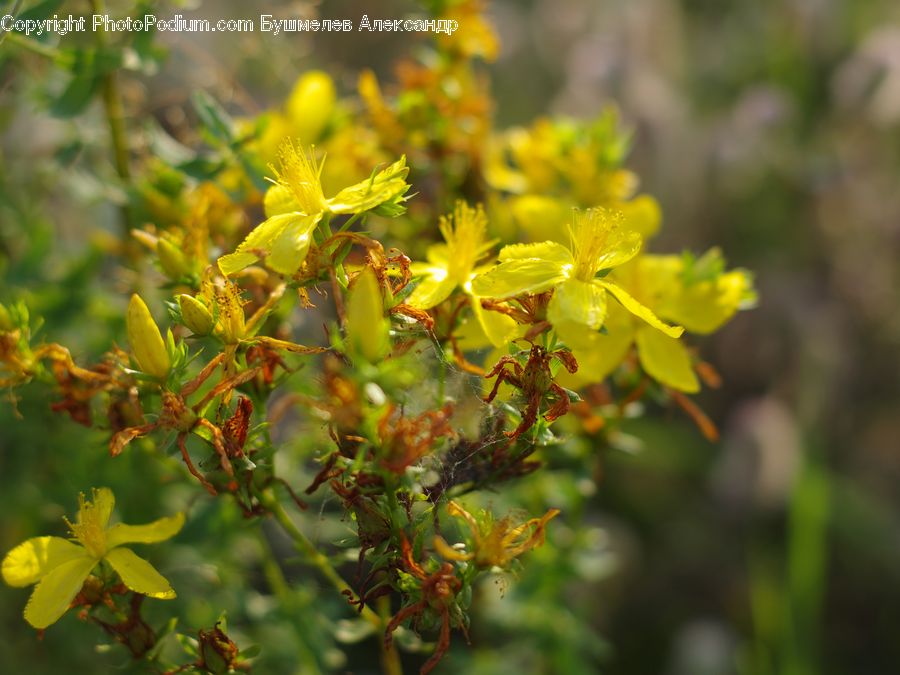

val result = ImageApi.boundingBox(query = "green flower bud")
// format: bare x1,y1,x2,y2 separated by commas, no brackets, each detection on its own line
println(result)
157,238,189,279
178,294,214,336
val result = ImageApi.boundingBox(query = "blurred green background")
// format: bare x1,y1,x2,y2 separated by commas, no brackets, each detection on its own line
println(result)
3,0,900,673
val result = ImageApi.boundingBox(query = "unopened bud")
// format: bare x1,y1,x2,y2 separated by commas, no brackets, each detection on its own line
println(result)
178,294,214,336
198,625,239,675
286,71,336,143
157,238,189,279
127,294,171,379
346,267,389,363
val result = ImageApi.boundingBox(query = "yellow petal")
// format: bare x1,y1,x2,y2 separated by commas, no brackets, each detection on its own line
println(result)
548,278,608,329
104,547,176,599
592,228,642,271
618,194,661,240
426,244,450,267
263,183,299,218
91,487,116,529
406,272,457,310
498,241,572,265
470,259,568,299
658,269,756,335
127,294,171,379
555,313,635,387
267,213,320,275
218,213,293,276
217,250,261,278
597,280,684,338
106,512,185,550
23,555,96,628
327,157,409,214
218,212,320,276
433,536,473,562
471,297,518,348
635,326,700,393
2,537,86,587
510,195,570,244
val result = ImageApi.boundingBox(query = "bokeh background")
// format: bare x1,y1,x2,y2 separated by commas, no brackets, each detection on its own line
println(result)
2,0,900,673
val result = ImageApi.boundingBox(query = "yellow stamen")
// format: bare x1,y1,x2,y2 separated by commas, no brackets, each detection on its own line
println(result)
440,202,494,283
568,208,621,281
273,142,327,216
65,491,108,559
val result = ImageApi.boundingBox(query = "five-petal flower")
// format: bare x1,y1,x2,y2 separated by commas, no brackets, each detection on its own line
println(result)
218,142,410,277
471,207,684,338
407,201,517,346
2,488,184,629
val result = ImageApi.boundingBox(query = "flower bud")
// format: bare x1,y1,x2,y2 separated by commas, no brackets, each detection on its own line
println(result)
286,71,336,143
0,303,12,332
157,238,189,279
178,294,214,336
198,624,240,675
127,294,171,378
346,268,389,363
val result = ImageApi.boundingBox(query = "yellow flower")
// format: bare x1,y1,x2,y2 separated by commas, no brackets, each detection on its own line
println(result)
484,114,643,207
433,501,560,570
218,142,410,277
559,250,755,392
2,488,184,629
471,208,683,337
408,201,495,307
407,201,516,347
126,294,171,379
252,71,337,164
195,270,286,345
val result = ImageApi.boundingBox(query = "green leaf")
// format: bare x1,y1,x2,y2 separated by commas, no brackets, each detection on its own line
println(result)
240,644,262,659
49,58,102,117
192,91,235,144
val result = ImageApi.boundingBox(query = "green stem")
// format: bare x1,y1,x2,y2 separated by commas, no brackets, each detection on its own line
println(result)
256,531,321,673
377,594,404,675
90,0,133,238
3,31,67,59
260,490,382,628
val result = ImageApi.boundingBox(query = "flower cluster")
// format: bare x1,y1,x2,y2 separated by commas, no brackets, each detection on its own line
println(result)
1,0,754,672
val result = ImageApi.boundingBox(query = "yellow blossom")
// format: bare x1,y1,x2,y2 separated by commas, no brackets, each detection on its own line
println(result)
2,488,184,629
218,142,410,277
433,501,560,570
471,208,683,337
253,71,337,164
407,201,516,347
559,250,756,392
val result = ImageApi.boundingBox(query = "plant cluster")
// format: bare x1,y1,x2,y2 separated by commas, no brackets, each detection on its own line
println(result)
1,1,754,672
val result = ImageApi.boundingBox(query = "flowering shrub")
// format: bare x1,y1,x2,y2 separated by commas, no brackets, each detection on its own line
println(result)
0,1,754,673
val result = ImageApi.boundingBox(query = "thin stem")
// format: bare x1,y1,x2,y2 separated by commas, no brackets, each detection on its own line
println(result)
90,0,133,238
256,530,321,673
378,594,404,675
3,31,67,59
260,490,381,628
